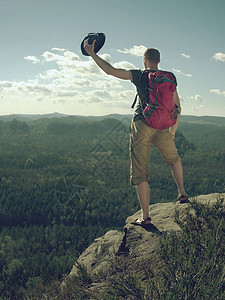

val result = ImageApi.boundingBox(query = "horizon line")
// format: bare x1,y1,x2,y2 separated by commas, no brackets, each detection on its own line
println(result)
0,112,225,119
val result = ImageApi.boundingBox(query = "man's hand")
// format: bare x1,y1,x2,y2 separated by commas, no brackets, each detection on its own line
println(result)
84,39,96,56
169,90,181,139
169,126,176,139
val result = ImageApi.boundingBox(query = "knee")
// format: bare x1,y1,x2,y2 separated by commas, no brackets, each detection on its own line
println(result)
164,155,181,166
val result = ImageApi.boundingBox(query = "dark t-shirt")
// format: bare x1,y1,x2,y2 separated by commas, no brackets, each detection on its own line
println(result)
131,69,177,122
131,69,149,122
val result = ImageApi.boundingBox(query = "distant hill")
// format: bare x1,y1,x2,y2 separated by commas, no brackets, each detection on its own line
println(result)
1,113,225,126
0,112,69,122
180,115,225,126
0,113,133,125
0,113,225,149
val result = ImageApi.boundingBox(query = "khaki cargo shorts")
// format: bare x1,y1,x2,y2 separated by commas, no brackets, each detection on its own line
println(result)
129,119,181,185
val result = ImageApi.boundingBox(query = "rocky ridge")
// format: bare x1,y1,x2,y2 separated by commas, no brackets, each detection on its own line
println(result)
63,193,225,295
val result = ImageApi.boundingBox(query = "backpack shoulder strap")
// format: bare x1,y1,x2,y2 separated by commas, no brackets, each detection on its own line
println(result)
131,94,138,108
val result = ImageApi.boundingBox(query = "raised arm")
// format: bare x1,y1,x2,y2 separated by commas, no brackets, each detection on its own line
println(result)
84,39,132,80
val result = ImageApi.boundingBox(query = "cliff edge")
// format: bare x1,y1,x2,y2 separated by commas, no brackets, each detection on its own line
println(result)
62,193,225,298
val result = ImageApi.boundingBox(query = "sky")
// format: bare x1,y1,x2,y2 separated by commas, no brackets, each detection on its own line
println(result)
0,0,224,117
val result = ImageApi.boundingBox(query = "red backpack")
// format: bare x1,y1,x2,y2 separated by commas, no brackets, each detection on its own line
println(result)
132,70,179,129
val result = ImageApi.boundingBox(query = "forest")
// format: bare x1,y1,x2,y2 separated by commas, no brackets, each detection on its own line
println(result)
0,114,225,299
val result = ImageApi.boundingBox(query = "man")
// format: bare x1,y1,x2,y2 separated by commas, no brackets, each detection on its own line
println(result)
84,40,188,226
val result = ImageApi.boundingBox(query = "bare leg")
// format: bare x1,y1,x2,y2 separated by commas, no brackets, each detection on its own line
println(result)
171,160,186,195
136,181,150,220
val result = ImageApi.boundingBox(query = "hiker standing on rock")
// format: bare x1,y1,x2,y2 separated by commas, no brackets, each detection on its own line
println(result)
84,39,188,227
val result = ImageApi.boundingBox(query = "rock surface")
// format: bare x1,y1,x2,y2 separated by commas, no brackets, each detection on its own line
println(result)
64,193,225,286
69,230,123,277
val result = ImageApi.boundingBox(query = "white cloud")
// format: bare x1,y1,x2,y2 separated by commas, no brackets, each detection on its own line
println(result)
1,47,137,113
53,99,67,104
64,51,80,61
41,49,105,78
210,89,225,97
42,50,80,65
42,51,62,62
56,91,78,97
99,53,112,63
83,89,135,105
181,53,191,59
172,68,192,77
0,81,13,89
118,90,135,100
117,45,147,57
192,105,204,112
173,68,182,74
88,98,102,104
87,90,112,100
38,69,65,79
24,56,40,64
3,80,53,97
89,79,122,89
21,83,52,95
113,61,136,69
51,47,67,52
212,52,225,62
189,94,203,102
52,77,120,90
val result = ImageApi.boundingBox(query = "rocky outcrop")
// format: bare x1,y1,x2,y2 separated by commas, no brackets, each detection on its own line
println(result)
69,230,123,277
63,193,225,289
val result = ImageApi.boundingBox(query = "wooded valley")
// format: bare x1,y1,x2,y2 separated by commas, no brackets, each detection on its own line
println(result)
0,114,225,298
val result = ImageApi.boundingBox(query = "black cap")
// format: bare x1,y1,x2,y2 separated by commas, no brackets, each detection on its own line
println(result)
81,33,106,56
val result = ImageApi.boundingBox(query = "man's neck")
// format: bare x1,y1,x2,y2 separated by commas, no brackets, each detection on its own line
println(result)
145,63,159,71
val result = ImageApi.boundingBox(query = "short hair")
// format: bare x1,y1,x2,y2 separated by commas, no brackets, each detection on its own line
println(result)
144,48,160,63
